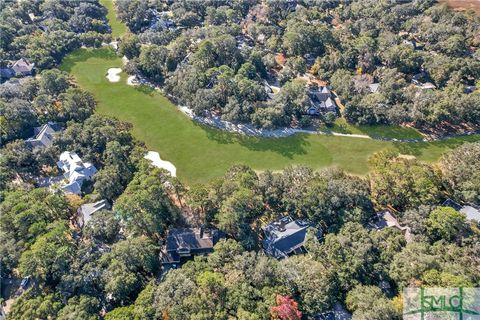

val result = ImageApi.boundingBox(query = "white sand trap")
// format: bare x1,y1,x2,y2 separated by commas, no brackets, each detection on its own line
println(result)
127,75,138,86
106,68,122,82
144,151,176,177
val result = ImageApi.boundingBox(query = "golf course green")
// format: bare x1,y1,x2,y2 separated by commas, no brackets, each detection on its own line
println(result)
60,2,480,184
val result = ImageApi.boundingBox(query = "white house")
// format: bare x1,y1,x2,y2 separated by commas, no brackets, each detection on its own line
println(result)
57,151,97,195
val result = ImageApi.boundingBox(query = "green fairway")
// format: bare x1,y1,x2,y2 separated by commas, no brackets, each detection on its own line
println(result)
99,0,127,39
60,48,480,184
319,118,424,140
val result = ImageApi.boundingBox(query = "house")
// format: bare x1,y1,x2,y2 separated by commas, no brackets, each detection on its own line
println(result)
264,81,278,99
368,83,380,93
147,9,176,31
460,206,480,223
77,199,111,228
307,86,337,116
11,58,35,77
57,151,97,195
25,122,62,149
369,210,412,242
161,228,224,270
262,216,312,259
412,72,435,90
1,58,35,81
443,199,480,223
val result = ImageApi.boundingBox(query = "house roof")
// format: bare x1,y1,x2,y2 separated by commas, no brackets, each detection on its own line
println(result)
324,97,336,109
442,198,462,210
309,87,333,103
460,206,480,222
57,151,97,194
321,86,331,94
166,228,216,252
62,181,82,195
78,199,111,227
162,228,224,266
11,58,34,75
368,83,380,93
262,217,310,259
369,211,412,242
308,87,336,114
25,122,62,149
443,199,479,222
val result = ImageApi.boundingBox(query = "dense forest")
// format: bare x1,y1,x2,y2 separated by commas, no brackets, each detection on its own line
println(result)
114,0,480,131
1,1,480,320
0,0,110,70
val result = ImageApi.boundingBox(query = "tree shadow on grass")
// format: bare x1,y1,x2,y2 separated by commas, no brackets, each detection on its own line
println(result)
392,135,480,157
392,141,425,156
192,121,310,158
134,85,156,96
238,133,310,159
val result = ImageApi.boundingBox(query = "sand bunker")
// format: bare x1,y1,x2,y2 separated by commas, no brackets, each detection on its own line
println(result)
127,75,138,86
106,68,122,82
144,151,177,177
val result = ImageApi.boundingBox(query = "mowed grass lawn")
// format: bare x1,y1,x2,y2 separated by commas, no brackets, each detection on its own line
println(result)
99,0,127,39
61,48,480,184
319,118,424,140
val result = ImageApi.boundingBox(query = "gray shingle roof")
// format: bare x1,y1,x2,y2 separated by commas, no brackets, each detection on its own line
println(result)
262,217,310,259
161,228,224,267
11,58,34,76
308,87,336,115
25,122,62,149
78,199,111,228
